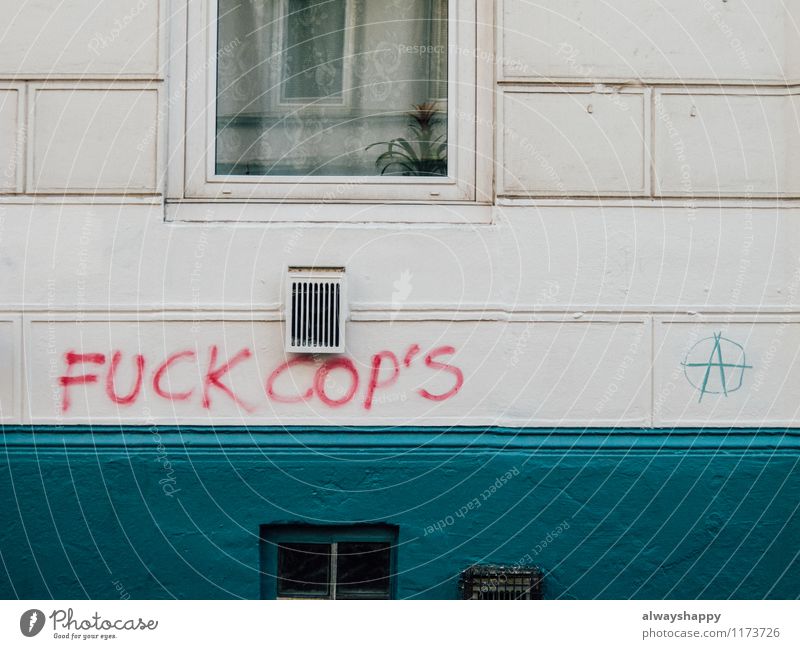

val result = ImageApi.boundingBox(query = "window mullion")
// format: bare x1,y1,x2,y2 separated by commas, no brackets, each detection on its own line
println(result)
330,542,338,601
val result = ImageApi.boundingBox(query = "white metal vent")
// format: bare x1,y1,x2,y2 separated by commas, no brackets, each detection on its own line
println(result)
285,267,346,354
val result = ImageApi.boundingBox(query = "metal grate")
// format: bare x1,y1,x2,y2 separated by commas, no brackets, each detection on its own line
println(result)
285,267,346,354
459,565,544,600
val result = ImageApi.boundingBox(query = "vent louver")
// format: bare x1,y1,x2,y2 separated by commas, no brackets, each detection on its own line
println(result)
459,565,544,600
285,267,346,354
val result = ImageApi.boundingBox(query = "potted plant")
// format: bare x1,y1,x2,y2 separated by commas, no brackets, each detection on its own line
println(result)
367,102,447,176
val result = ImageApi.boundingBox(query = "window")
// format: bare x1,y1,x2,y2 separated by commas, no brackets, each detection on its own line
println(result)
173,0,492,209
260,525,397,600
216,0,448,178
459,565,544,600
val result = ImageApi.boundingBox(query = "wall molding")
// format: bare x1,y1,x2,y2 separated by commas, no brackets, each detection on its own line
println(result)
1,307,797,317
2,426,799,454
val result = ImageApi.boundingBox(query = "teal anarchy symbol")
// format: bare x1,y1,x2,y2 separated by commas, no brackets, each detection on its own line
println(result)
681,332,753,403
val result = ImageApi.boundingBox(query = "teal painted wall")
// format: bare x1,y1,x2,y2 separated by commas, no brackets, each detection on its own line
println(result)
1,428,798,599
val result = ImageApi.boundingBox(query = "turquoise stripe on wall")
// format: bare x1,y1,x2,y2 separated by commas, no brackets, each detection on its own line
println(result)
1,427,798,599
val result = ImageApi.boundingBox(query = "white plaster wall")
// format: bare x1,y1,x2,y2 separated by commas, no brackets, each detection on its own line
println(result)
791,1,800,81
29,84,159,193
501,0,796,83
0,204,796,311
654,317,800,427
0,0,161,77
0,85,22,193
653,89,800,196
499,88,648,196
23,316,652,426
0,0,797,428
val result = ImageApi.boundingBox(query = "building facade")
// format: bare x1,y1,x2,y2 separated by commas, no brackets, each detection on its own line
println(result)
0,0,799,598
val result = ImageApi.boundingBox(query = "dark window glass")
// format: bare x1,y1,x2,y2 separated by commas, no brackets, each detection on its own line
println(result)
277,543,331,597
282,0,348,102
336,542,392,599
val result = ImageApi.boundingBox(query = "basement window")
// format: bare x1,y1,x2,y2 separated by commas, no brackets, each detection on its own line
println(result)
261,525,397,600
459,565,544,600
173,0,492,207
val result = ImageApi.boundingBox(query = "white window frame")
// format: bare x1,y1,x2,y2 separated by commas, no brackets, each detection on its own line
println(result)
168,0,493,214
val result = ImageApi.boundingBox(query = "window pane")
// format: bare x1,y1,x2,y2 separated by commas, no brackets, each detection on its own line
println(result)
282,0,347,102
336,542,392,599
216,0,448,177
277,543,331,597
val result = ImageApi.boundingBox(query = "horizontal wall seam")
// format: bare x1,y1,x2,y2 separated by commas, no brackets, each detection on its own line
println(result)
2,428,800,452
7,425,798,433
1,307,798,316
497,81,800,90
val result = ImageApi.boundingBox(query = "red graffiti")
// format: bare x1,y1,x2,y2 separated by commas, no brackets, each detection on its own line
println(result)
266,357,315,404
105,351,145,405
56,343,464,413
314,358,360,408
201,346,254,411
364,351,400,410
59,352,106,412
403,344,421,368
152,350,196,402
417,346,464,402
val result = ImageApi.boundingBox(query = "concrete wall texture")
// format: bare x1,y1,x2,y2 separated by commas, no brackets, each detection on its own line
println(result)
0,0,798,598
